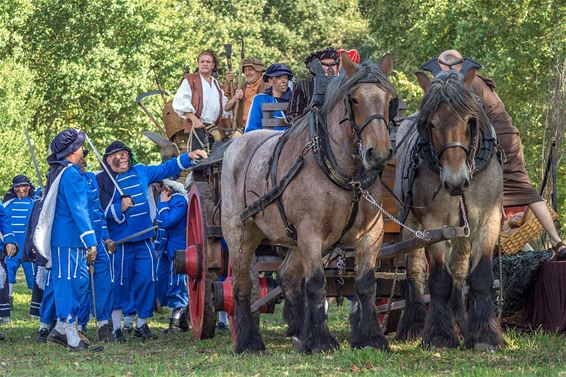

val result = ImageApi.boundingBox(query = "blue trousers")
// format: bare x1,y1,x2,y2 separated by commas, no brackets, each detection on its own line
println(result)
112,240,156,319
156,252,188,309
156,252,169,307
6,257,34,289
79,242,114,325
51,246,89,323
40,270,56,325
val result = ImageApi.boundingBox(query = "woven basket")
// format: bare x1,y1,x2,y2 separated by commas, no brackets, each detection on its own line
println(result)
162,101,188,140
499,201,559,255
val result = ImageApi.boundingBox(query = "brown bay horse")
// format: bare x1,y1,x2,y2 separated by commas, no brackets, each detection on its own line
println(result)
394,66,504,350
221,54,397,354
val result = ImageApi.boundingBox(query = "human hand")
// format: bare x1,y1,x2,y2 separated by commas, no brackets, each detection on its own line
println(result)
87,246,97,264
188,149,208,160
226,71,234,83
160,188,171,202
105,239,116,254
5,243,17,257
121,197,134,212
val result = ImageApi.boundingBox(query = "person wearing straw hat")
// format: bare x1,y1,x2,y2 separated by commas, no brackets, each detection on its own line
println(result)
225,56,269,132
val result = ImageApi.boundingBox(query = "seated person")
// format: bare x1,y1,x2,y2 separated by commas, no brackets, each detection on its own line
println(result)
244,64,293,133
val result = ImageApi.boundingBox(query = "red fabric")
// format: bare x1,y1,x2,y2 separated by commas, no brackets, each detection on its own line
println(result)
523,261,566,332
504,206,527,218
338,49,361,64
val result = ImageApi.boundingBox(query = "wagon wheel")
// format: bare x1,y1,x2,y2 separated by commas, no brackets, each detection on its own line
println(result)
187,182,217,339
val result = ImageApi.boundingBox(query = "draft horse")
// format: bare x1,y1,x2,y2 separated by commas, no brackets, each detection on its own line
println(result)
394,62,504,350
222,53,397,354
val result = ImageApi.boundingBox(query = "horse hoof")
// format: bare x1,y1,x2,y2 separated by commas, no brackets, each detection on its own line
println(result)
473,342,498,352
421,334,460,350
351,336,390,351
396,324,424,342
295,334,339,354
235,335,266,355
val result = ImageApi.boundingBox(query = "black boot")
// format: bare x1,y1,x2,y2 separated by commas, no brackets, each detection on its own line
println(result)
162,318,182,334
34,328,50,343
67,340,88,352
134,323,155,340
113,328,127,343
98,324,113,342
179,308,190,332
47,329,67,347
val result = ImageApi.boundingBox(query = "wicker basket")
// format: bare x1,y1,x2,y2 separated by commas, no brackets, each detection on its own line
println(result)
499,201,559,255
162,101,188,140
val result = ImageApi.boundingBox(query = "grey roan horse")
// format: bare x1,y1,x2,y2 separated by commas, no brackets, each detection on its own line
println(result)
221,53,397,354
394,66,504,350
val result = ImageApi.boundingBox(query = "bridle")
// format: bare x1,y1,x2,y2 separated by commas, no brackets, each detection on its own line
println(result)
341,82,396,160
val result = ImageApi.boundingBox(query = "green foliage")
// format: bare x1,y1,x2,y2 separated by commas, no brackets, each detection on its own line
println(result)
365,0,565,226
0,0,366,195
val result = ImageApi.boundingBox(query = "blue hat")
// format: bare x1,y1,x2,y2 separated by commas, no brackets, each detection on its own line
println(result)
263,63,294,82
49,129,86,161
104,140,131,159
11,175,32,188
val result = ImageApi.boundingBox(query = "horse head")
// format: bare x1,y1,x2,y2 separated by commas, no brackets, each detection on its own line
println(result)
340,52,396,171
415,66,485,196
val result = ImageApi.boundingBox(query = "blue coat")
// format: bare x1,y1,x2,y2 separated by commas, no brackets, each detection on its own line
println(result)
244,90,291,133
85,172,109,243
104,154,192,243
2,197,35,258
0,203,16,250
50,163,97,249
156,193,188,259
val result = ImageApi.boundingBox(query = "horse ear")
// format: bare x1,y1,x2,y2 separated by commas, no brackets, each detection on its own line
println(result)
379,53,393,77
415,71,430,92
463,67,477,88
341,50,357,77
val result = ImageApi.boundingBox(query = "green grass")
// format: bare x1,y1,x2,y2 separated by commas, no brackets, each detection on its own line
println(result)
1,273,566,377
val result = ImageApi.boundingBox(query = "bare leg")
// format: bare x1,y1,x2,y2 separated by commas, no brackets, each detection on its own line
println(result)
529,201,565,252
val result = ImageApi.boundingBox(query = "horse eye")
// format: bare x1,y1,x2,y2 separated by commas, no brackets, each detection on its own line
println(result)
351,98,359,105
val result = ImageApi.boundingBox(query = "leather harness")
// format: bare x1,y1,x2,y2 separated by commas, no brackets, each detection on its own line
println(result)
241,76,394,241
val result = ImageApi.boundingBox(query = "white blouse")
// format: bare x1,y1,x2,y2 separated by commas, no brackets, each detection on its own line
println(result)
172,75,229,124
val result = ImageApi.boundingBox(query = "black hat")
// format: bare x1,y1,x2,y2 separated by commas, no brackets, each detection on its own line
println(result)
104,140,131,159
11,175,32,188
49,129,86,161
304,47,339,68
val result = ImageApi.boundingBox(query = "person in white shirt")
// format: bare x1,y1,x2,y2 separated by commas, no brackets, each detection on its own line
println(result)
172,50,229,152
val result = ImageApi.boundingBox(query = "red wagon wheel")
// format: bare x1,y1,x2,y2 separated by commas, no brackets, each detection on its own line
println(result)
186,182,217,339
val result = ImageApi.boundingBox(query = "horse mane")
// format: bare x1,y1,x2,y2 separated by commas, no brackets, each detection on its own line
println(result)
288,60,396,137
417,71,490,136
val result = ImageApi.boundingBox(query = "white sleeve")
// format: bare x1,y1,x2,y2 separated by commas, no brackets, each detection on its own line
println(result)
172,79,196,118
221,89,231,118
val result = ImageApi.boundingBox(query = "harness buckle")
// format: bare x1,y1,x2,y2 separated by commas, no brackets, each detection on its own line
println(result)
304,137,320,154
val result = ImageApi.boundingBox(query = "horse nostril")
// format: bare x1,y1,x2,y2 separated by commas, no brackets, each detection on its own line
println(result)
464,178,470,188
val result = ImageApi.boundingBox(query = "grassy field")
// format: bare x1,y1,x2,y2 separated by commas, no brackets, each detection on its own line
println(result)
1,274,566,377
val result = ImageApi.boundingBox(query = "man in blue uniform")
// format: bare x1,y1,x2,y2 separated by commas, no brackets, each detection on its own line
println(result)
99,141,206,341
0,203,17,340
156,179,189,333
3,175,36,304
30,129,98,351
77,157,114,342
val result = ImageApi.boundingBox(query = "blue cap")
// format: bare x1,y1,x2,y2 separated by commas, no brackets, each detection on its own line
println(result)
11,175,32,188
49,129,86,161
263,63,294,82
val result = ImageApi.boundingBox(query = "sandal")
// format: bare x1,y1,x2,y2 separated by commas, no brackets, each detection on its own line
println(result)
554,241,566,260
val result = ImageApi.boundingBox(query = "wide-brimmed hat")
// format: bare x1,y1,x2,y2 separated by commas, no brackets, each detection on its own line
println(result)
241,56,266,73
49,129,86,160
263,63,294,82
11,175,32,188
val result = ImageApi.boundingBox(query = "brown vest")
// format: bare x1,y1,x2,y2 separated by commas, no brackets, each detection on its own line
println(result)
182,73,223,132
